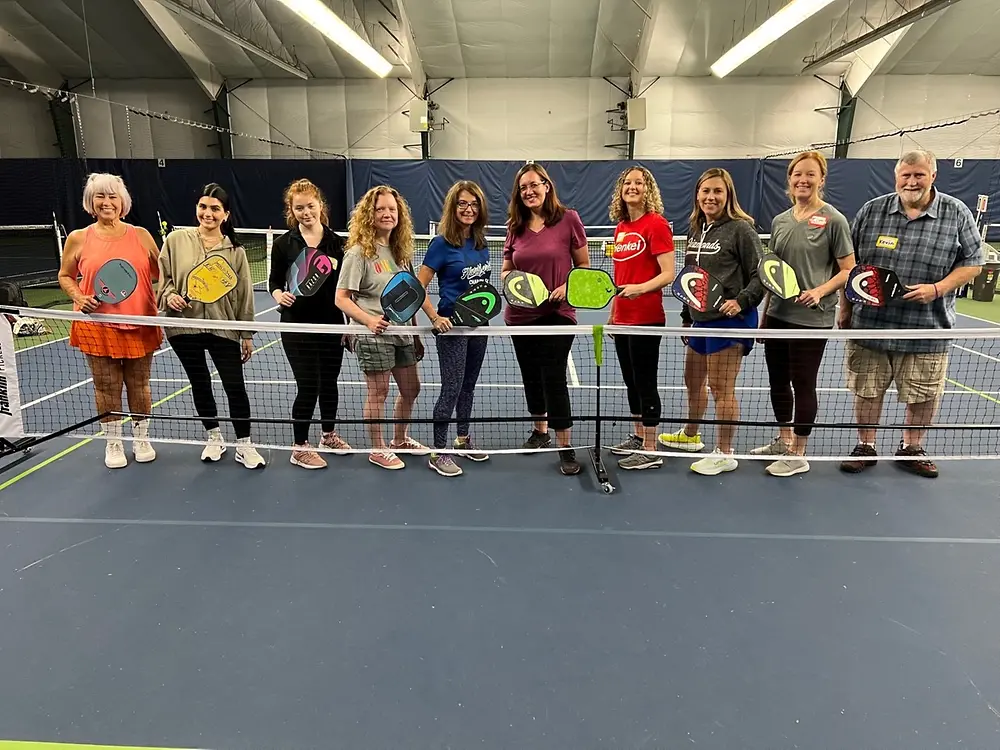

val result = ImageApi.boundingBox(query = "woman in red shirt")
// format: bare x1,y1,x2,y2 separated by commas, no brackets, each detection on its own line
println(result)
606,166,675,470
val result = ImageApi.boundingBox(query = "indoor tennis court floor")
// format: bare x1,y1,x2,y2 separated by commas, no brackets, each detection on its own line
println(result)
2,293,1000,749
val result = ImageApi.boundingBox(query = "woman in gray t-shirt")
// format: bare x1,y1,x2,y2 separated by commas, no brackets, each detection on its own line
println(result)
752,151,855,477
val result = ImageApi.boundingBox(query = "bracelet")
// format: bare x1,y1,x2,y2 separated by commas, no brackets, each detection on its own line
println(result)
933,283,940,299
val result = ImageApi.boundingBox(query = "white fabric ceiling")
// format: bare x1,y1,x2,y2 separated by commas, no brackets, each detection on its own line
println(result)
0,0,997,87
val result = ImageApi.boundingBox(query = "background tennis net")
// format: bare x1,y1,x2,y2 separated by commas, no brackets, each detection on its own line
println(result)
4,306,1000,464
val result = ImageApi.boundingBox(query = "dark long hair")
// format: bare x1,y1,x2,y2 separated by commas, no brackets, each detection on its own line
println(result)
200,183,241,249
506,162,567,237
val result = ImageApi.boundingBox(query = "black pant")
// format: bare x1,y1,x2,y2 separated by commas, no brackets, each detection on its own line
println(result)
762,315,829,438
170,332,252,439
614,329,662,428
510,313,574,432
281,331,345,445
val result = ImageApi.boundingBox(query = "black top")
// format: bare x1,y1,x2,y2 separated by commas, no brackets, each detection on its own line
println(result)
268,225,346,325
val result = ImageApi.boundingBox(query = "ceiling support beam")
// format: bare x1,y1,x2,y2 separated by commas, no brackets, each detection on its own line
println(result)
133,0,225,100
148,0,309,80
393,0,426,95
0,23,62,90
842,26,911,97
801,0,962,74
835,82,857,159
629,0,659,96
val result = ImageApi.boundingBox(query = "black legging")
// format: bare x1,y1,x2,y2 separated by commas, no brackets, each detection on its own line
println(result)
614,329,662,428
169,332,252,439
762,315,830,438
281,331,345,445
510,312,574,432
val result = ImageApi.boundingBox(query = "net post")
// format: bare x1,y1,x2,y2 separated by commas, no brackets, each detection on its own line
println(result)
590,325,615,494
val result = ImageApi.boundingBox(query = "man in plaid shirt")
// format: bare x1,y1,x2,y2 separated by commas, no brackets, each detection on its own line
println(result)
839,150,983,478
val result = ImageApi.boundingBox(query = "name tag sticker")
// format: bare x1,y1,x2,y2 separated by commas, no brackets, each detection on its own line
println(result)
808,215,828,229
876,235,899,250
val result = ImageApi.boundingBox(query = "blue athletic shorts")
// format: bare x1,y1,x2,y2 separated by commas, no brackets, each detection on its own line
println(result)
686,307,759,357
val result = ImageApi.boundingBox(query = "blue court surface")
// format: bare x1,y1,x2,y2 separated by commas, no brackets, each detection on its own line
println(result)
2,291,1000,749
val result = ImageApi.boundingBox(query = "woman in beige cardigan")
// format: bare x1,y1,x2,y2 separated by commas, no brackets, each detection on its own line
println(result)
157,183,265,469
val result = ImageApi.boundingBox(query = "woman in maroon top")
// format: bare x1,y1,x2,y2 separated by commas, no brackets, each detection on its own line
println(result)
501,163,590,476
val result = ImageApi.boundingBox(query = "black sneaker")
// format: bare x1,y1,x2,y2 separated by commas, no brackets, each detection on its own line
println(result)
895,442,939,478
840,443,878,473
522,429,551,450
559,448,581,475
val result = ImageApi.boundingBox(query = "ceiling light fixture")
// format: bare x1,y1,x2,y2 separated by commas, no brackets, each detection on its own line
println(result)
711,0,839,78
274,0,394,77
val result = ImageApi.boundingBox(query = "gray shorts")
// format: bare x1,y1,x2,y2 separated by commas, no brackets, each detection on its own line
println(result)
353,336,417,373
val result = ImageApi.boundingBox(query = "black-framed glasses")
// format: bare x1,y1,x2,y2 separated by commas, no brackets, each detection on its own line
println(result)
457,200,479,210
519,180,547,194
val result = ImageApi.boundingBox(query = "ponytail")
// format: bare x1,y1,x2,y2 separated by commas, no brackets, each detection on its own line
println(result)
220,217,240,249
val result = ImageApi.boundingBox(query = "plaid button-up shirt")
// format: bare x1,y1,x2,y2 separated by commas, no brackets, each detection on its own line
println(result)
849,189,983,352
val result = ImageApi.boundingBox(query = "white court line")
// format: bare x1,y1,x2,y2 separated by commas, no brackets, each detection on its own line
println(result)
952,343,1000,365
957,310,1000,327
18,335,70,352
567,353,580,386
19,304,280,412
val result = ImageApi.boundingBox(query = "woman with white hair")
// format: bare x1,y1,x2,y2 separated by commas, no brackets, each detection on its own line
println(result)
59,172,162,469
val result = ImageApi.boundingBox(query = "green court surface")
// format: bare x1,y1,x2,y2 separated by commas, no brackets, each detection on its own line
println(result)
957,296,1000,324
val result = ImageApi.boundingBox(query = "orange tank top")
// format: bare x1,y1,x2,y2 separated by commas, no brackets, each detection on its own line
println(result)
76,224,159,328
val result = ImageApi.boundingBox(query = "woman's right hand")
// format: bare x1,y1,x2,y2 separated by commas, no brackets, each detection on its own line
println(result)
432,316,452,334
273,290,296,308
75,294,99,314
166,293,188,312
367,314,388,335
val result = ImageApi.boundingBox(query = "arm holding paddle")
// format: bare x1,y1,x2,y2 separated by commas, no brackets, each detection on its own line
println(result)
136,226,160,284
724,224,765,317
619,251,675,300
268,234,296,308
799,253,855,308
58,230,99,313
157,235,188,312
416,265,451,333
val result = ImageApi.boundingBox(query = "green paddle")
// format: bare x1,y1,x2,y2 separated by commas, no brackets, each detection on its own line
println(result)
566,267,622,310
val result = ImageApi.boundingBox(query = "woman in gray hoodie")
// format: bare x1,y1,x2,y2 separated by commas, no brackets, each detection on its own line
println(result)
658,168,764,476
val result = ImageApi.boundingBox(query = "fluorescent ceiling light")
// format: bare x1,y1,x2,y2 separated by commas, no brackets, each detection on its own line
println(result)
711,0,838,78
275,0,394,77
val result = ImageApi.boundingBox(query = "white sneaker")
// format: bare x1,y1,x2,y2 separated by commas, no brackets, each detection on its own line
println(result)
766,457,810,477
132,420,156,463
235,437,266,469
690,448,738,476
103,421,127,469
105,440,127,469
201,428,226,462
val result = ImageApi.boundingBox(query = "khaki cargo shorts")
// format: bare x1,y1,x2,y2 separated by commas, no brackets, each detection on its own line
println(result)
352,335,417,374
845,341,948,403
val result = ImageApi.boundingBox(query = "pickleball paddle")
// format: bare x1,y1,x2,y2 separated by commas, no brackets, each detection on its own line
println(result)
184,255,240,304
566,267,622,310
502,270,549,309
380,270,426,325
671,264,725,313
93,258,138,305
288,247,336,297
845,264,906,307
451,281,502,327
757,253,801,300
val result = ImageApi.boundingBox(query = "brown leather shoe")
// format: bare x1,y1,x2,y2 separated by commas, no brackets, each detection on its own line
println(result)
840,443,878,473
895,443,939,478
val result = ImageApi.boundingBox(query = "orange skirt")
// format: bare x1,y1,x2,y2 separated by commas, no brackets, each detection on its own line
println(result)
69,320,163,359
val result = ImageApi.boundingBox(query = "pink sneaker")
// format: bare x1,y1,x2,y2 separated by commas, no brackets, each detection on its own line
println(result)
321,431,352,455
290,444,327,469
369,450,404,470
390,436,429,455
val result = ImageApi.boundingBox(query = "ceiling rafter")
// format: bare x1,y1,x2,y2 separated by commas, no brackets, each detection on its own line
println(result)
0,22,63,90
133,0,225,99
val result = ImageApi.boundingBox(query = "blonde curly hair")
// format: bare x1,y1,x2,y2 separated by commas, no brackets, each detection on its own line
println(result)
608,165,664,223
347,185,415,266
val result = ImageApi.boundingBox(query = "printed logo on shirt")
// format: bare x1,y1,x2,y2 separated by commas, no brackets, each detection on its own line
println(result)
373,258,396,274
612,231,647,262
808,215,828,229
461,262,491,281
686,239,722,256
876,235,899,250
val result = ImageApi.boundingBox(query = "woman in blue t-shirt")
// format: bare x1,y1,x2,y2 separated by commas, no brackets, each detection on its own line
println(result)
418,180,492,477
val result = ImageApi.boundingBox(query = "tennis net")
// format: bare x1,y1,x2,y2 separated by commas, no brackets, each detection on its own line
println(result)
3,306,1000,481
